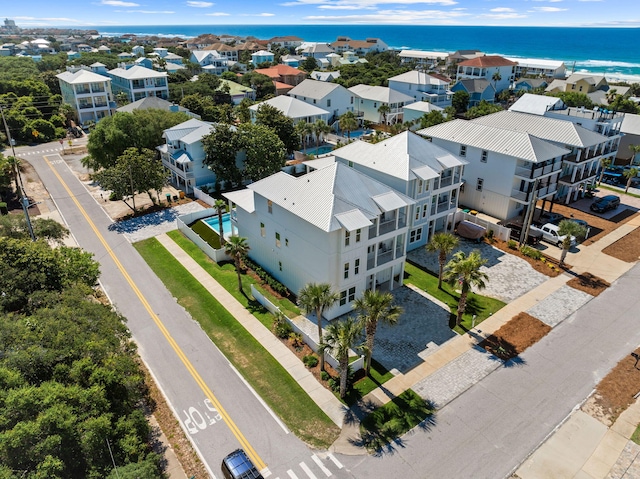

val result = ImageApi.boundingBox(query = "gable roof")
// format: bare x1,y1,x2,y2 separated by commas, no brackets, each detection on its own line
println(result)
418,119,570,163
388,70,450,86
108,65,167,80
348,84,414,104
162,118,214,144
403,101,444,114
333,130,467,182
471,110,608,148
288,79,346,99
254,64,306,78
454,78,493,93
238,162,414,233
509,93,565,116
56,69,110,84
621,113,640,135
458,55,517,68
248,95,329,119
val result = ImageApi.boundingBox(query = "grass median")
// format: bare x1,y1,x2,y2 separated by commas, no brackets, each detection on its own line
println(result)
134,236,340,448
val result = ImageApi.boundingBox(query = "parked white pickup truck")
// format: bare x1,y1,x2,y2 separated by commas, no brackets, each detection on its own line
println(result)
529,223,576,247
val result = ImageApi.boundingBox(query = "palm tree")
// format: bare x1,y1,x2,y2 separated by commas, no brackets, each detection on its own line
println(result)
353,289,403,377
426,232,459,290
491,72,502,93
224,236,250,295
297,283,340,371
377,104,391,125
318,317,361,398
443,250,488,328
312,119,331,148
213,199,227,245
629,144,640,166
623,167,639,193
295,121,310,151
598,157,612,185
557,220,586,265
338,111,358,140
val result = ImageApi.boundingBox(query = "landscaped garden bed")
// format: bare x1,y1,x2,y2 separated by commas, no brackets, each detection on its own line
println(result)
602,226,640,263
566,272,610,296
490,238,567,277
479,312,551,361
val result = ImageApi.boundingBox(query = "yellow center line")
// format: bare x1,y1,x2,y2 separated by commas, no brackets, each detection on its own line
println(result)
43,156,265,471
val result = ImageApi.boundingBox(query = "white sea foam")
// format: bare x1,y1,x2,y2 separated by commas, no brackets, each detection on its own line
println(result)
575,59,640,69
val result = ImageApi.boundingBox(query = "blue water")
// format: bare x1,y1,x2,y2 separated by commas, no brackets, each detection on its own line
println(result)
203,212,233,237
337,129,373,139
89,24,640,79
304,144,334,155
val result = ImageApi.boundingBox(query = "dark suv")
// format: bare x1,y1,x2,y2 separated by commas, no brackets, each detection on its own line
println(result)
221,449,263,479
590,195,620,213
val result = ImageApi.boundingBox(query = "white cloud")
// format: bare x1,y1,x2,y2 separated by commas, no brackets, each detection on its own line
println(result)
101,0,139,6
318,4,374,9
186,1,214,6
305,8,468,23
239,12,276,16
532,0,563,2
530,6,567,11
120,10,174,13
490,7,516,12
284,0,456,7
14,16,86,23
205,12,230,15
481,12,528,19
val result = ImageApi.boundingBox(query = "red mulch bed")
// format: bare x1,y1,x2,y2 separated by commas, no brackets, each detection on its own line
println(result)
566,272,610,297
479,312,552,361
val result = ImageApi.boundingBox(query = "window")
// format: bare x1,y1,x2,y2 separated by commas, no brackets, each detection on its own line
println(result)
350,96,354,104
348,287,356,302
417,179,423,193
327,99,331,107
344,262,349,279
313,99,316,104
340,290,347,306
460,145,467,157
348,160,353,167
409,228,423,243
285,238,289,247
267,200,273,213
260,222,265,237
275,232,281,248
477,178,484,191
354,258,360,275
415,205,421,221
355,229,361,242
422,204,428,218
278,261,282,271
374,102,377,108
481,150,488,163
345,230,351,247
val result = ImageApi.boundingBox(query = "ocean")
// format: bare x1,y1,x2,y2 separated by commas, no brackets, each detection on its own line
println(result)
92,24,640,82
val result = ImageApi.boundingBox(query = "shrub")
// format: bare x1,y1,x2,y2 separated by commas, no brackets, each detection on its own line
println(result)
328,377,340,392
289,331,303,349
243,257,289,296
507,239,517,249
303,354,319,368
321,371,330,381
273,313,292,338
520,245,542,260
486,229,495,243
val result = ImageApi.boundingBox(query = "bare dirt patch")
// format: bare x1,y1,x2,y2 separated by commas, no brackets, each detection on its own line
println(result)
581,348,640,426
602,226,640,263
479,312,552,361
566,272,610,297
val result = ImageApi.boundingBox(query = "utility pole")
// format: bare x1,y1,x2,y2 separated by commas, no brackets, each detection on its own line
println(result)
1,103,35,241
520,177,540,246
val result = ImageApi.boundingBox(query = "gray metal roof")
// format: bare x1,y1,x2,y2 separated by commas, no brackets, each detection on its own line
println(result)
162,118,214,144
471,110,607,148
335,209,373,230
249,95,329,119
246,162,414,233
348,84,414,104
418,119,570,163
332,130,467,182
288,79,346,100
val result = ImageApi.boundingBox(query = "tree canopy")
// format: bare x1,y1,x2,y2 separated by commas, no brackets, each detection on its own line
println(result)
254,103,300,153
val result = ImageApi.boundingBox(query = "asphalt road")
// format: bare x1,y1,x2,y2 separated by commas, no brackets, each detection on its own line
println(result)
23,147,354,479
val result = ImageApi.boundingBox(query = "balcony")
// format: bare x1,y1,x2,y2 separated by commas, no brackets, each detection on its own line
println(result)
559,170,596,185
510,184,558,202
379,218,397,235
439,176,453,188
377,250,394,266
437,200,455,214
515,162,562,179
78,103,93,110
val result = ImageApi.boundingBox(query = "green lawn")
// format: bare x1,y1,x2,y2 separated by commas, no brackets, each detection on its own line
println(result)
404,261,506,334
338,358,395,406
359,389,435,451
134,237,339,448
190,219,221,249
631,423,640,445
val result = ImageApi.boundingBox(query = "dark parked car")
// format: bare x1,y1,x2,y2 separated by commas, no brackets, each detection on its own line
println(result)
590,195,620,213
221,449,263,479
502,222,543,245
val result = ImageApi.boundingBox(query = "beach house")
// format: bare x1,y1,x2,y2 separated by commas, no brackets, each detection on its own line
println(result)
223,162,413,319
288,79,357,124
388,71,453,108
455,55,516,93
56,69,115,124
107,65,169,102
348,84,414,124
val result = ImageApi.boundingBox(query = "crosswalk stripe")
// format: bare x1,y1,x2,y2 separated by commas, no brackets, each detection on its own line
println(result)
299,462,318,479
287,470,299,479
262,468,272,477
311,455,331,477
327,453,343,469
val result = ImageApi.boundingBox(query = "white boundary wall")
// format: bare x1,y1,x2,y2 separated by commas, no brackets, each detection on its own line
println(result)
453,211,511,241
176,208,228,263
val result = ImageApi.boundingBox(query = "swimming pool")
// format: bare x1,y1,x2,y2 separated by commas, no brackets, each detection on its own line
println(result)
337,129,374,139
304,144,334,156
203,212,233,237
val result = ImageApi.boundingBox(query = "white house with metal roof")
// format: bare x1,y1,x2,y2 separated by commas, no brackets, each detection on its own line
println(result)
402,101,444,127
224,162,414,319
56,69,115,124
328,131,467,250
348,84,414,124
388,71,453,108
418,119,569,220
505,57,567,79
157,118,224,194
398,50,448,70
190,50,229,75
473,110,619,204
107,65,169,102
248,95,330,125
288,79,357,124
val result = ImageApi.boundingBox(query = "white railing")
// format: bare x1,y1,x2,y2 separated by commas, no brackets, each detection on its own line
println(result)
251,284,363,373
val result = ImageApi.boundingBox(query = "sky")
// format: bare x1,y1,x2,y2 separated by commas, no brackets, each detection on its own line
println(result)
4,0,639,28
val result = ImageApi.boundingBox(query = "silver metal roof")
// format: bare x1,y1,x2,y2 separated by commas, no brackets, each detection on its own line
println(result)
335,209,373,231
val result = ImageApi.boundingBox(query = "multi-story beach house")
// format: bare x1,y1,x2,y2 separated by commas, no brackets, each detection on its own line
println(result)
388,71,453,108
398,50,448,70
107,65,169,102
348,84,414,124
223,162,413,319
288,79,357,124
455,55,516,94
190,50,229,75
248,96,330,126
329,37,388,55
328,130,467,251
157,118,223,194
56,69,115,124
505,57,567,79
